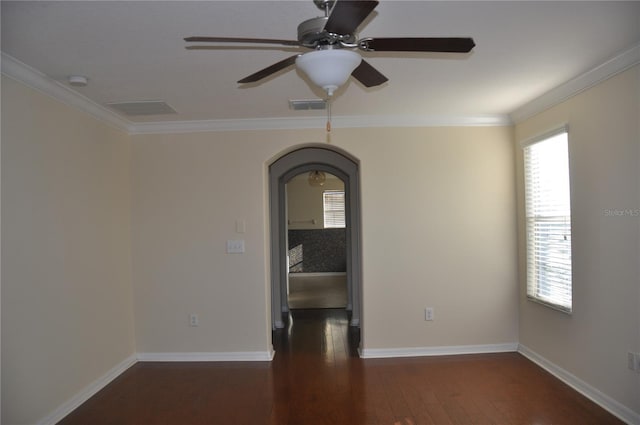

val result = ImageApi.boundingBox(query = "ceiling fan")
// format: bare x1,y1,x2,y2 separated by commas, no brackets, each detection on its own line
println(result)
185,0,475,97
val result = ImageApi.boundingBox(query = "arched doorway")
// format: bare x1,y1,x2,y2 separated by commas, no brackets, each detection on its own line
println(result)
269,145,362,331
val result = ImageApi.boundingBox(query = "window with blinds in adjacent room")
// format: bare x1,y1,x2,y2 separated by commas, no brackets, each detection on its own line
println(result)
323,190,345,228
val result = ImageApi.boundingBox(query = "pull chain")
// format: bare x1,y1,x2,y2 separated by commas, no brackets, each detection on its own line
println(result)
325,98,332,142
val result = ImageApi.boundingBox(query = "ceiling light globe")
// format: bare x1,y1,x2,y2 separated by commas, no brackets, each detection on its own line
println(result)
296,49,361,96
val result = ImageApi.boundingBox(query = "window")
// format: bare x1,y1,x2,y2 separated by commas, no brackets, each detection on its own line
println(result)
323,190,345,228
522,127,572,313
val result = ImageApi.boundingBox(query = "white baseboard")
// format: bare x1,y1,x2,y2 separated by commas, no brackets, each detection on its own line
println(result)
289,272,347,277
360,342,518,359
137,351,274,362
38,354,137,425
518,344,640,425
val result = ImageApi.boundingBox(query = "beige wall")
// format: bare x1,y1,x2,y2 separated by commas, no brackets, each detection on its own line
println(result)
341,127,519,349
131,130,296,354
1,76,135,424
287,174,344,230
131,126,518,354
515,65,640,414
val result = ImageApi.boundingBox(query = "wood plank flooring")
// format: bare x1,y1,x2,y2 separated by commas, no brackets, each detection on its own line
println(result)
58,309,623,425
288,274,348,309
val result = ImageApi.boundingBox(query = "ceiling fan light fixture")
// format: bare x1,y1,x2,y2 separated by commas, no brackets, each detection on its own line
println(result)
296,49,361,96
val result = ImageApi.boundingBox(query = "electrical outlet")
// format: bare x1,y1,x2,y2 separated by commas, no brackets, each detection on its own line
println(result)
189,314,199,327
425,307,434,321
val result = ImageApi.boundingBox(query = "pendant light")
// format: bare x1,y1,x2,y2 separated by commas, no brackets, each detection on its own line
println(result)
308,170,326,187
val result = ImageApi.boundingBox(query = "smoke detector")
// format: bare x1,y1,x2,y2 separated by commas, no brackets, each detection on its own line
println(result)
68,75,88,87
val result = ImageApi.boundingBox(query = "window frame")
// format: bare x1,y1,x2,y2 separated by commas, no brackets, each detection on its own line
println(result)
521,125,573,314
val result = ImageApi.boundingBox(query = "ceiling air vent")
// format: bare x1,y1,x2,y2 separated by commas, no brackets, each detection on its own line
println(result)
106,100,177,116
289,99,326,111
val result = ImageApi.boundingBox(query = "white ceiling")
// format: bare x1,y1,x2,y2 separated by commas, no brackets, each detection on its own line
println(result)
2,1,639,126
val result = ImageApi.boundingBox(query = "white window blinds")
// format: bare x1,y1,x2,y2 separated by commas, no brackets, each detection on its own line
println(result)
523,128,572,313
323,190,345,228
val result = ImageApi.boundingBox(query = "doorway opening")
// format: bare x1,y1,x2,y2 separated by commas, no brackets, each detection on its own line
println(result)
268,145,362,345
286,171,347,310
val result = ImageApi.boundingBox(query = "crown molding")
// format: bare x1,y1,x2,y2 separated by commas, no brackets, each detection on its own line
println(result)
1,52,133,133
510,43,640,123
129,116,328,135
128,114,512,135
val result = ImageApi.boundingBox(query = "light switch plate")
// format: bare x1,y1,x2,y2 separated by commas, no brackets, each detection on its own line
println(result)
236,220,246,234
226,240,245,254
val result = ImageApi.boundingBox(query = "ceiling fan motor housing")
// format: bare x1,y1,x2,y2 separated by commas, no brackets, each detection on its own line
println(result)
298,16,329,47
297,16,355,48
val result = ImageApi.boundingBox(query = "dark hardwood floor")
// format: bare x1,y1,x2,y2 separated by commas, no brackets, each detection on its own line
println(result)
58,309,623,424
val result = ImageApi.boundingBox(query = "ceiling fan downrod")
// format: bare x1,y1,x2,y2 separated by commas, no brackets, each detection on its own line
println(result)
313,0,336,16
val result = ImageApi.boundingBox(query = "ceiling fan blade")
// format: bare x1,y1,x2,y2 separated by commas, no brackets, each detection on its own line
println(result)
185,36,300,47
324,0,379,36
360,37,475,53
351,59,387,87
237,55,299,84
